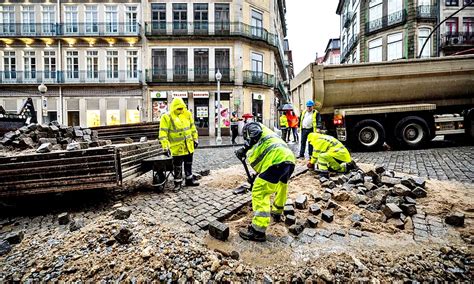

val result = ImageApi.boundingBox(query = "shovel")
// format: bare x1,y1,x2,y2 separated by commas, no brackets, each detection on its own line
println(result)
234,156,256,194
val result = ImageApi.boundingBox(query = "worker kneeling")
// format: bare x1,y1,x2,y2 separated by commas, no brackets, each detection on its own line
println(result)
307,132,357,178
235,122,296,242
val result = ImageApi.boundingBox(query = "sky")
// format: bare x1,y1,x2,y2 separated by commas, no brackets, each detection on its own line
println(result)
286,1,341,74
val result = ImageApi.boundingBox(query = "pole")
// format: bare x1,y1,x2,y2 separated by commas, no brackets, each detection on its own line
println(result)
418,0,473,58
216,76,222,144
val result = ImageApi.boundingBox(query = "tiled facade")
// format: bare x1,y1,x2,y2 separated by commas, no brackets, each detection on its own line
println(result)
0,0,289,136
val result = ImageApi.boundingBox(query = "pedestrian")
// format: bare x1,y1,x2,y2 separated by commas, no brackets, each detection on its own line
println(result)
235,122,296,242
279,112,289,142
298,100,322,159
158,97,200,191
286,110,299,143
306,132,357,178
230,112,242,145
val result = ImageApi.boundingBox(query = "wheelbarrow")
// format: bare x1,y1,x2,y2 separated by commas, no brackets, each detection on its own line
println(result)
142,154,174,191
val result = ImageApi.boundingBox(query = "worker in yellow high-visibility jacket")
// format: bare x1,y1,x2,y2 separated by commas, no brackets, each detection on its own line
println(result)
279,112,289,142
307,132,357,178
235,122,296,242
158,98,199,191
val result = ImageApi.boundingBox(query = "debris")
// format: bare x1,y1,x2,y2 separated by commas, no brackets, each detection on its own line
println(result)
412,187,427,198
392,184,412,197
5,231,24,244
113,207,132,220
445,212,465,227
69,218,85,232
383,203,403,219
400,203,417,216
321,210,334,223
141,246,153,259
283,205,295,216
285,215,296,226
58,213,70,225
199,169,211,176
309,204,321,215
114,227,133,244
375,165,385,174
295,194,308,209
230,250,240,260
381,176,401,186
36,142,52,153
305,216,319,228
387,218,405,230
139,137,148,143
289,223,305,236
0,240,12,256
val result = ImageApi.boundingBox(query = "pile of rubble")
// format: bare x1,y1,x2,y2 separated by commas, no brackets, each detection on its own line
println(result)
0,122,111,153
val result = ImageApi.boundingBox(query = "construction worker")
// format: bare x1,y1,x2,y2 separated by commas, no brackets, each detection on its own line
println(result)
230,112,242,145
235,122,296,242
159,97,200,191
298,100,322,159
306,132,356,178
279,112,289,142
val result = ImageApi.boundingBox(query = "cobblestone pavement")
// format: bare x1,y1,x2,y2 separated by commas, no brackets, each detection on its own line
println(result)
352,146,474,183
194,144,474,183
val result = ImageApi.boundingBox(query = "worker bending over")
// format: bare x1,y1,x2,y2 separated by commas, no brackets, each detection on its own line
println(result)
159,98,200,191
235,122,296,242
307,132,357,178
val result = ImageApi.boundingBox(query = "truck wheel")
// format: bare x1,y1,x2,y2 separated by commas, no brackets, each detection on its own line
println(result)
395,116,429,149
353,119,385,151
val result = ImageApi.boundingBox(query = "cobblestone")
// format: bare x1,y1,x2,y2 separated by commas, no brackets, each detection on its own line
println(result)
353,146,474,183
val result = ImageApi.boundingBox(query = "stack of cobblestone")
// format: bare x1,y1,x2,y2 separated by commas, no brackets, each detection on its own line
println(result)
0,122,111,153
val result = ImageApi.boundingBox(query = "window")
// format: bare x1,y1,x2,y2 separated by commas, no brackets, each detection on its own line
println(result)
215,4,230,34
368,38,382,62
387,32,403,60
86,51,98,79
418,28,431,58
107,50,119,79
251,10,263,38
352,16,358,35
127,50,138,79
24,51,36,80
151,3,166,32
446,17,458,35
1,6,15,35
85,6,98,34
106,6,118,33
463,17,474,33
369,0,383,31
173,3,187,34
388,0,403,14
251,52,263,74
3,51,16,79
152,49,167,80
193,3,208,34
446,0,459,6
42,6,56,34
65,6,78,33
66,51,79,79
173,49,188,80
215,49,230,80
44,51,56,79
22,6,35,34
194,49,209,81
126,6,138,33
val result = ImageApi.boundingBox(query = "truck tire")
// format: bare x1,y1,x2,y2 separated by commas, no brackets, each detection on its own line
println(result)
353,119,385,151
395,116,429,149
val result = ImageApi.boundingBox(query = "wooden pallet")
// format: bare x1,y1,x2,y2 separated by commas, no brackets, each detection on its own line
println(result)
91,122,160,144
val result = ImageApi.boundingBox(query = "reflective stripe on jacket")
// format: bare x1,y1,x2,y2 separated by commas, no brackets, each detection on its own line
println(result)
159,98,198,156
308,133,351,165
247,123,295,174
299,110,321,132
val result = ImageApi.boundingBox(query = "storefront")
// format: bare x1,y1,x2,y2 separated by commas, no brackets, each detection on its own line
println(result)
193,91,210,136
151,91,168,122
172,91,189,107
215,92,231,136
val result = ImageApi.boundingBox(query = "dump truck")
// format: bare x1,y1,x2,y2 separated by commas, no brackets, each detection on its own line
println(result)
290,55,474,151
0,98,37,137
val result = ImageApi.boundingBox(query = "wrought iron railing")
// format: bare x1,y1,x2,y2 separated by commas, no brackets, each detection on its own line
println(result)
341,34,359,62
416,5,438,19
0,70,142,84
243,71,275,87
343,12,353,29
365,9,407,34
145,68,234,83
441,32,474,47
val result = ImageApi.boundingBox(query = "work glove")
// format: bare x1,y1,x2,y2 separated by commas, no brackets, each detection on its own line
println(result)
235,147,247,160
307,162,314,169
194,141,199,148
165,149,171,157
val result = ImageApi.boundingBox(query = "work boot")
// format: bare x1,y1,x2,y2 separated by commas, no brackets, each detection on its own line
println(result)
185,178,200,187
271,213,283,223
239,225,266,242
173,181,182,192
344,161,359,173
315,169,329,179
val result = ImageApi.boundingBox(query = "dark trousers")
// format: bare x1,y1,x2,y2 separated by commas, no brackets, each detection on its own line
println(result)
281,128,288,142
291,127,299,142
173,153,193,183
231,125,238,143
299,128,314,158
259,162,295,184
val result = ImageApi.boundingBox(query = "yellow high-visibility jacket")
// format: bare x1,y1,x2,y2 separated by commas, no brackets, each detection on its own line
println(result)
280,114,289,128
159,98,198,156
299,110,321,132
308,132,351,164
247,123,295,174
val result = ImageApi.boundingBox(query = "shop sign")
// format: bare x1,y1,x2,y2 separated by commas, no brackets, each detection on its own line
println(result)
172,91,188,98
253,93,264,100
150,91,167,99
193,91,209,98
196,106,209,118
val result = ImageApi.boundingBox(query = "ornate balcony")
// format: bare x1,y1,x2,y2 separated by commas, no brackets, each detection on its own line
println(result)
0,23,58,37
416,5,438,20
343,12,353,29
145,68,234,84
441,32,474,47
243,71,275,87
0,70,142,84
365,9,407,35
59,22,141,37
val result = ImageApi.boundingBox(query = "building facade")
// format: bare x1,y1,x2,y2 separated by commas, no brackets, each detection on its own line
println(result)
322,38,341,65
439,0,474,56
0,0,289,136
337,0,439,63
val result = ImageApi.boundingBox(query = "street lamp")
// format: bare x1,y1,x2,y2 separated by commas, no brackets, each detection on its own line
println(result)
38,83,48,120
215,69,222,144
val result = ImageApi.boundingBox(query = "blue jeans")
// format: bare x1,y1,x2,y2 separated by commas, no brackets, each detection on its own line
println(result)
299,128,313,158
